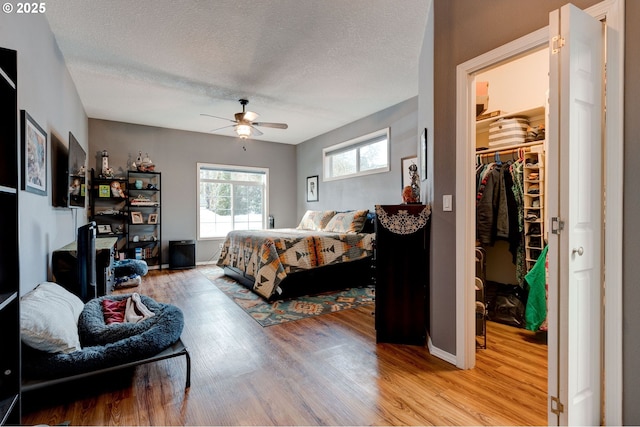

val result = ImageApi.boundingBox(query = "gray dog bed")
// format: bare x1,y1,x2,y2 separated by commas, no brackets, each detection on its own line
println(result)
113,259,149,277
22,294,184,380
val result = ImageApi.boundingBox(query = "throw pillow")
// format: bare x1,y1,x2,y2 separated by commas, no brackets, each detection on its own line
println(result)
101,298,128,324
324,209,369,233
20,281,85,353
296,210,336,231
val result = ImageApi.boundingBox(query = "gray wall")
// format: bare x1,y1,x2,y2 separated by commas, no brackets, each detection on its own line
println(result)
89,119,297,264
0,13,89,295
296,97,419,216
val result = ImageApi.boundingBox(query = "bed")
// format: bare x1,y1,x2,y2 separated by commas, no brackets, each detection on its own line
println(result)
216,209,375,301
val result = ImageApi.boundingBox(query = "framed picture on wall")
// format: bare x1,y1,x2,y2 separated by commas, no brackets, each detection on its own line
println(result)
420,128,427,181
401,156,418,189
306,175,319,202
21,110,48,196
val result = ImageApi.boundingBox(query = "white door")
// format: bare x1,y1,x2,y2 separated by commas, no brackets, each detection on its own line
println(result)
547,4,603,425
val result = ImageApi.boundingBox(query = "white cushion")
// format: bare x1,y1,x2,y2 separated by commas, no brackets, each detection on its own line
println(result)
20,282,85,353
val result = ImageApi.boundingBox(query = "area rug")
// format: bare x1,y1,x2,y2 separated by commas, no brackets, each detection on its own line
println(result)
200,266,375,327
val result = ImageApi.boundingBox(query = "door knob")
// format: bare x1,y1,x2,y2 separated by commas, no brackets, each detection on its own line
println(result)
572,246,584,256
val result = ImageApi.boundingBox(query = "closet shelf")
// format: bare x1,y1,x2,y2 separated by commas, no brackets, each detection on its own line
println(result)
476,140,544,156
476,106,546,132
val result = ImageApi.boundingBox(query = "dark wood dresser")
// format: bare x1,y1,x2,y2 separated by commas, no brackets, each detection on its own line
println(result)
374,204,431,345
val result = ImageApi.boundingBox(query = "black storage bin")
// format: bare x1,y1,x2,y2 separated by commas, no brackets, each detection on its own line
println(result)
169,240,195,269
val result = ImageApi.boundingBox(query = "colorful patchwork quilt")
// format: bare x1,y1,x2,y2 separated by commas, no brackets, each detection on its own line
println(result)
217,228,374,299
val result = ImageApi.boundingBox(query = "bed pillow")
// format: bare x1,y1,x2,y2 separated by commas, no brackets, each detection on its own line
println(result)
20,281,85,354
296,210,336,231
324,209,369,233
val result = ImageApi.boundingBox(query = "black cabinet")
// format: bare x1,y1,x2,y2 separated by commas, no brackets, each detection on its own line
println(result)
52,237,118,300
169,240,195,270
374,204,431,345
0,46,20,425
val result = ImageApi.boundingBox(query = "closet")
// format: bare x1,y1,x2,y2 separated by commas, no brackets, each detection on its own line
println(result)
474,48,549,336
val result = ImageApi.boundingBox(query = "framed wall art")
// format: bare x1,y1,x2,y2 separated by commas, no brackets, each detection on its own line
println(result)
21,110,48,196
420,128,428,181
148,213,158,224
306,175,319,202
401,156,418,189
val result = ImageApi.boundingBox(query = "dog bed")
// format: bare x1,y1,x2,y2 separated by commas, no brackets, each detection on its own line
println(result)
22,293,184,380
113,259,148,277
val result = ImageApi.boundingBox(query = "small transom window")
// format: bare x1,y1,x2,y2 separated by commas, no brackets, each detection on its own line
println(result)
323,128,390,181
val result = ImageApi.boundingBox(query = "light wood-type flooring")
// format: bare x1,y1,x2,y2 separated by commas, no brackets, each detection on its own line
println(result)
21,266,547,426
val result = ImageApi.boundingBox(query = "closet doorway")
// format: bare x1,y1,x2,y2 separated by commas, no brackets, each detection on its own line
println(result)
474,49,549,348
472,43,550,421
454,0,624,424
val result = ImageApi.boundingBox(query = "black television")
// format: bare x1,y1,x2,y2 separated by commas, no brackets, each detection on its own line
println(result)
51,133,69,208
77,221,97,302
68,132,86,208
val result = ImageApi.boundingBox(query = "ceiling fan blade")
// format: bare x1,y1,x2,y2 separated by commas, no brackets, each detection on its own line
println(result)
250,125,263,136
253,122,288,129
201,113,236,123
209,124,236,133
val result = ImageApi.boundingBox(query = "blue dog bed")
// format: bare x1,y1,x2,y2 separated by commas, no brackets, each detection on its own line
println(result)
22,294,184,380
113,259,148,277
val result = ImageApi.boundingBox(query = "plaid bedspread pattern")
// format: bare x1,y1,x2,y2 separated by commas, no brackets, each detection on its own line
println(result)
217,228,374,299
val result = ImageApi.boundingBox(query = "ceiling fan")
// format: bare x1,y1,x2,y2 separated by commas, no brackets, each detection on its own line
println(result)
201,99,288,139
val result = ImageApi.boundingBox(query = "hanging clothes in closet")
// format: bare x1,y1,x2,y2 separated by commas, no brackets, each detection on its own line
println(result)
476,149,526,286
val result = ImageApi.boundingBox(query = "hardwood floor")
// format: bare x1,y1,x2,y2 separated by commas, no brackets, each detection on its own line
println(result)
21,267,547,426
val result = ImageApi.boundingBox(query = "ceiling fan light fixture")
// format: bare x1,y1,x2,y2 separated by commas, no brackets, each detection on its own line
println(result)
236,124,252,139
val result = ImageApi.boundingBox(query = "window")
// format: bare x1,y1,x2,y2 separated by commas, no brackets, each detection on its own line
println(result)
197,163,269,239
323,128,390,181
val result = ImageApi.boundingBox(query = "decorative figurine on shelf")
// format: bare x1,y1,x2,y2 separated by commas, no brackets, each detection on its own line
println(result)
405,162,421,204
402,186,417,204
135,151,156,172
101,149,114,178
69,177,82,196
110,181,125,198
142,153,155,171
130,151,158,172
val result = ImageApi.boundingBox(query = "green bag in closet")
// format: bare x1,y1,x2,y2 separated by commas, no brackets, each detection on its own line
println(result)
524,244,548,331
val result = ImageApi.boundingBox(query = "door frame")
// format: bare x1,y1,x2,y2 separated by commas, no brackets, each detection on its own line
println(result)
453,0,624,423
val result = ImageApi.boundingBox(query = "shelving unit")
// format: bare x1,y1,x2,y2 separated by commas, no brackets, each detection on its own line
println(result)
523,149,546,271
476,105,547,281
0,46,21,425
89,169,128,258
127,171,161,268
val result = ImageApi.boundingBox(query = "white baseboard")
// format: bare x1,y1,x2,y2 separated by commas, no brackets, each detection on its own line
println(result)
427,336,457,366
196,260,218,266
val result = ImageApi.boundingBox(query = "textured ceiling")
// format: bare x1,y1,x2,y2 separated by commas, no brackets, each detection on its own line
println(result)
45,0,429,145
